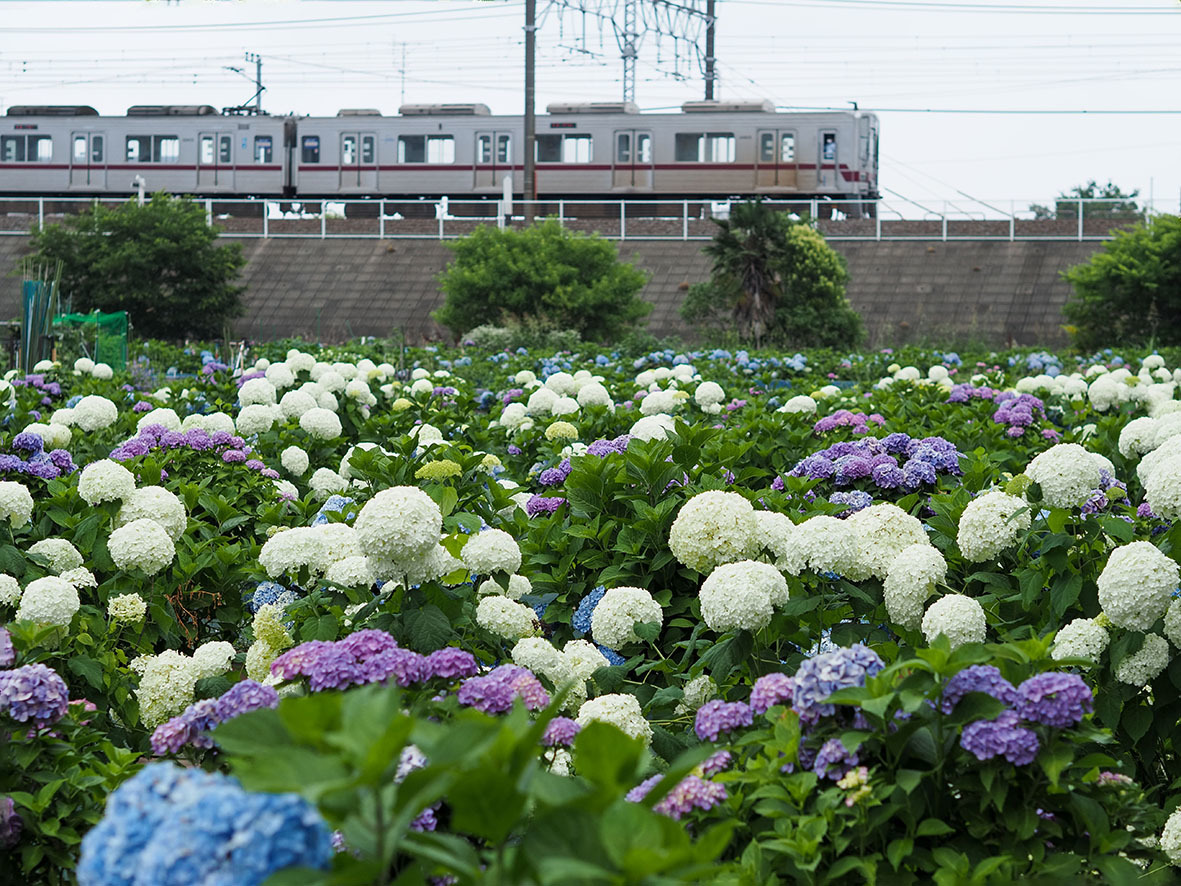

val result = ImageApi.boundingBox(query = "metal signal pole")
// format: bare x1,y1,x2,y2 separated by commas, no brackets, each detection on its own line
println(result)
524,0,537,207
704,0,716,99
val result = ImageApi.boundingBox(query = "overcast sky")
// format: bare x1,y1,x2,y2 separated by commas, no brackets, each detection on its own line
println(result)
2,0,1180,213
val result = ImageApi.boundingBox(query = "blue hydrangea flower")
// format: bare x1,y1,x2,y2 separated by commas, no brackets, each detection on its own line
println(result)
572,586,606,635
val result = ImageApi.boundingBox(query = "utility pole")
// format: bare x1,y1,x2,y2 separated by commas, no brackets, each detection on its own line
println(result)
524,0,536,207
621,0,637,103
246,52,263,114
704,0,716,100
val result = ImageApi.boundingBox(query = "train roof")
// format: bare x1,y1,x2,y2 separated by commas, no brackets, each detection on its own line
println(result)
7,105,99,117
126,105,219,116
398,103,490,116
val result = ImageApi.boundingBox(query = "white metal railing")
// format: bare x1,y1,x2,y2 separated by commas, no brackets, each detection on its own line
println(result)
0,196,1172,243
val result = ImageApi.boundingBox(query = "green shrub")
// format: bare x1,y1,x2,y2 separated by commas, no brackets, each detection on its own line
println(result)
433,219,651,343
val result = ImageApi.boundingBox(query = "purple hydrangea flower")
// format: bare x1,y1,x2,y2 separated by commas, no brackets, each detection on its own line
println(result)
960,710,1040,765
0,796,21,849
337,629,399,659
625,774,728,820
701,749,733,776
813,737,859,780
525,495,566,518
12,432,43,452
0,455,25,473
0,663,70,727
694,699,753,742
222,450,247,464
750,672,794,714
360,648,427,687
1016,672,1092,728
830,490,873,515
212,680,279,723
542,717,582,747
792,645,884,725
424,647,479,680
940,665,1019,714
0,628,14,668
457,665,549,714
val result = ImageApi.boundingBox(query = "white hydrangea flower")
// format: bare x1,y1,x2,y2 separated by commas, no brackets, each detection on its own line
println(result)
245,639,281,682
551,396,580,417
91,363,113,380
274,479,299,500
16,576,80,627
355,486,442,565
278,389,318,421
676,673,717,715
629,413,676,442
107,518,176,576
253,603,294,650
410,424,444,446
116,486,187,541
299,407,343,440
72,395,118,432
512,637,568,683
136,408,181,433
235,403,279,436
108,592,147,625
397,544,463,588
264,362,296,390
239,377,278,406
668,490,757,574
0,481,34,528
1115,633,1170,686
1051,618,1109,664
514,370,538,387
641,389,679,416
1165,599,1181,649
475,595,539,641
317,391,339,411
777,395,818,415
136,650,201,727
461,529,522,575
286,349,316,374
1144,453,1181,521
309,468,348,499
777,514,860,577
1024,443,1101,509
1161,805,1181,864
311,522,363,570
577,693,653,746
751,511,795,562
28,538,84,574
956,490,1031,562
544,371,578,396
191,641,236,680
921,594,986,649
591,586,664,649
576,382,613,410
694,381,725,414
281,445,310,476
25,422,71,449
478,574,532,601
324,555,377,588
1096,541,1178,631
844,504,930,581
78,460,136,506
50,408,75,427
526,387,559,415
883,544,947,631
259,526,328,578
0,574,21,607
698,560,786,634
74,357,95,374
339,442,389,479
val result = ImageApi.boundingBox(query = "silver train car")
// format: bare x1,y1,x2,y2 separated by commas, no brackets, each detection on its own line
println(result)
0,100,879,207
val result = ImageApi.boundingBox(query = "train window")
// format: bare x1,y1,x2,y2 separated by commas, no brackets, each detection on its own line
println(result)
92,136,103,163
536,135,561,163
301,136,320,164
0,136,24,162
475,135,491,165
74,136,88,162
200,136,214,164
563,135,591,163
706,133,734,163
342,136,357,165
157,137,179,163
30,136,52,161
496,134,511,164
617,133,630,163
427,136,453,163
822,133,836,162
126,136,150,162
781,133,795,162
254,136,273,164
675,133,701,162
636,133,651,163
399,136,425,163
361,135,375,164
758,133,774,163
216,135,230,164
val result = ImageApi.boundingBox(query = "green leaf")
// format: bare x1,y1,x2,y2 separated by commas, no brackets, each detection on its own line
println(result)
194,675,233,701
67,656,105,691
1122,704,1152,742
403,604,453,652
633,621,661,643
1049,573,1083,618
447,767,526,844
887,837,913,870
916,818,954,837
573,721,644,794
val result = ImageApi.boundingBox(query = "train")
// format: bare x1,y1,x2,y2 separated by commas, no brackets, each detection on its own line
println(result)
0,100,879,211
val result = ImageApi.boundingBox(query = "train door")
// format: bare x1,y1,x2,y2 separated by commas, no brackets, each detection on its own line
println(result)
756,130,797,189
612,130,652,190
474,131,513,189
197,132,234,190
69,132,106,189
818,130,837,190
340,132,377,190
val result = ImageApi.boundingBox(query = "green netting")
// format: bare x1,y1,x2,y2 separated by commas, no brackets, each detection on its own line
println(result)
57,311,129,371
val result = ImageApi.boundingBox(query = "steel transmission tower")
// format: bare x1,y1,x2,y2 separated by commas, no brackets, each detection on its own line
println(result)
544,0,716,104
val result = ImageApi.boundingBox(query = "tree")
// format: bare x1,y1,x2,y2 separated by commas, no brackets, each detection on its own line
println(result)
681,201,863,348
1031,181,1141,221
1062,213,1181,349
433,219,651,342
28,195,246,339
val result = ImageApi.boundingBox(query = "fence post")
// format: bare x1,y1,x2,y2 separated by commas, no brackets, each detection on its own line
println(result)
438,208,444,240
320,204,326,239
942,213,947,242
875,201,881,241
379,200,385,239
558,199,565,228
262,202,268,239
1009,199,1015,242
1077,199,1084,241
205,199,212,227
810,198,817,219
38,197,43,230
620,201,626,241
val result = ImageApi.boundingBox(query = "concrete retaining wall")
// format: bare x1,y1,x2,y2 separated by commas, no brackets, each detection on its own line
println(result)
0,234,1099,348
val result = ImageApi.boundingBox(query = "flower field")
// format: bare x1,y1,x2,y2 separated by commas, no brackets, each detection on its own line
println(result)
6,341,1181,883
